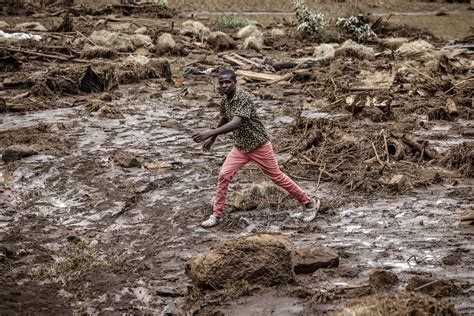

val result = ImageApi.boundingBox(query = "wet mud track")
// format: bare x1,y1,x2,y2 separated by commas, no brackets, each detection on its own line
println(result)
0,75,472,314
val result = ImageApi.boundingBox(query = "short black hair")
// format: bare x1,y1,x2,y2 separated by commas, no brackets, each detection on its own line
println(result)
219,69,236,81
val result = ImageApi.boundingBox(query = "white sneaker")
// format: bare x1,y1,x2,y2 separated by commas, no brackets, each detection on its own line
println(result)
201,215,220,228
303,198,320,223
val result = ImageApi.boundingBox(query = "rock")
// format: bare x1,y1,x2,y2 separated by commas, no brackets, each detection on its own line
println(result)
89,30,134,52
207,31,235,51
368,269,398,290
270,28,285,38
123,55,149,66
2,145,38,162
15,22,47,32
242,33,263,51
293,247,339,274
0,21,9,29
144,161,173,170
134,26,147,34
396,40,434,56
111,150,141,168
131,34,153,48
180,20,209,40
81,44,117,60
379,37,409,50
335,39,374,60
388,174,411,192
156,33,176,53
334,292,456,316
186,233,295,288
313,43,335,62
236,24,259,39
359,106,385,122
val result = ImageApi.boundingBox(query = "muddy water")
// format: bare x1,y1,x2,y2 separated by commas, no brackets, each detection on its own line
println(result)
1,77,473,314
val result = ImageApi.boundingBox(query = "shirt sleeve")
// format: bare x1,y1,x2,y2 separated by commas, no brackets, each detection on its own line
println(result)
233,94,253,120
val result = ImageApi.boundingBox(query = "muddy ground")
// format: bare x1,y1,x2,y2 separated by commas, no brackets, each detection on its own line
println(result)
0,1,473,315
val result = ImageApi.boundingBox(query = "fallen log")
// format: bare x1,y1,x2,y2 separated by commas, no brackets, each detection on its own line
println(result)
386,139,405,161
235,70,285,82
401,134,440,160
4,47,70,61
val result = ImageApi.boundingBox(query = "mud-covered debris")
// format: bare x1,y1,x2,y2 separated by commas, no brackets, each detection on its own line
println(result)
232,182,286,211
15,22,47,32
335,39,374,60
156,33,176,53
368,269,398,290
442,142,473,177
379,37,409,50
396,39,434,56
134,26,147,34
0,21,9,29
117,58,172,84
270,28,285,38
207,31,235,51
186,233,295,289
130,34,153,49
89,30,134,52
81,44,117,60
406,276,462,298
2,144,38,163
235,24,259,39
359,106,385,122
112,150,141,168
313,43,335,62
180,20,209,41
460,209,474,226
334,292,456,316
243,33,263,51
293,247,339,274
0,53,21,72
388,174,411,192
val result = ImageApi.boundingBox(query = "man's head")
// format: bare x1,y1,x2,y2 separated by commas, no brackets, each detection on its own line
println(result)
218,69,237,96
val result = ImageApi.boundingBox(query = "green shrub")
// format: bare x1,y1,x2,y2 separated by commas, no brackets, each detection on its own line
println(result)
336,16,377,42
294,0,327,38
215,16,255,29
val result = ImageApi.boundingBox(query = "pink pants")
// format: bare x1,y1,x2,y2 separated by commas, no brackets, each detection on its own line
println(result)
213,141,310,217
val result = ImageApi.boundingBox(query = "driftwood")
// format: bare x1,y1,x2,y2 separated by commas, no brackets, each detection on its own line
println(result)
401,134,440,160
235,70,286,82
386,139,405,161
4,47,70,61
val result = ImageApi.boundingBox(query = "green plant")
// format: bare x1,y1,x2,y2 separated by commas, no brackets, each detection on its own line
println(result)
215,16,255,29
336,16,377,42
294,0,327,38
153,0,168,7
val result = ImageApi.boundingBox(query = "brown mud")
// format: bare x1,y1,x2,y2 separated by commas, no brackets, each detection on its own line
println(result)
0,1,473,315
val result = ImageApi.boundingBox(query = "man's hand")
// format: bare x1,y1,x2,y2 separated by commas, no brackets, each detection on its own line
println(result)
202,136,216,151
192,130,213,143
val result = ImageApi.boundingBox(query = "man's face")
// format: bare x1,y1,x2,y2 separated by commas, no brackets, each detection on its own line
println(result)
218,74,236,96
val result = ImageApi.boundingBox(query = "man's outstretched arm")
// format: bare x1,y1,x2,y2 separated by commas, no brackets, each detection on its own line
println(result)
192,116,242,143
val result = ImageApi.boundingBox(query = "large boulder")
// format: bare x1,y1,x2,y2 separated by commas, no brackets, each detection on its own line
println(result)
130,34,153,49
396,39,434,56
186,234,295,288
207,31,235,51
236,24,259,39
180,20,209,40
89,30,134,52
243,33,263,51
335,39,374,60
293,246,339,274
313,43,336,62
156,33,176,53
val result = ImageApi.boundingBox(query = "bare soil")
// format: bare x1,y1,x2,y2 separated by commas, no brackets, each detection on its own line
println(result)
0,1,473,315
